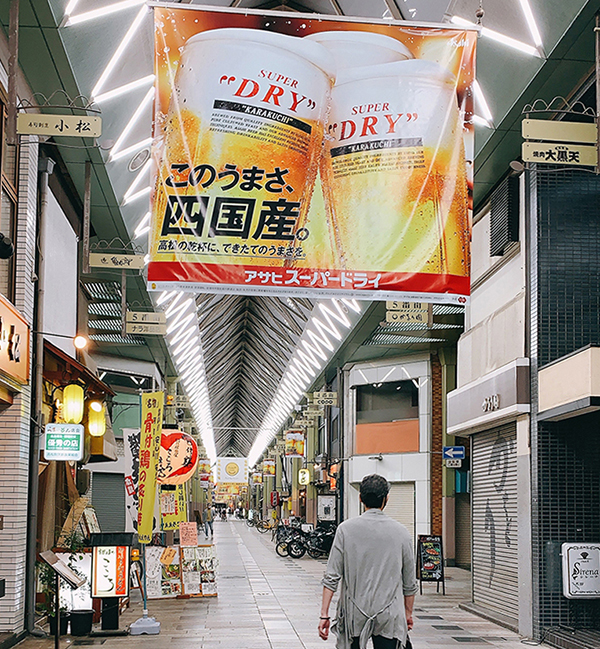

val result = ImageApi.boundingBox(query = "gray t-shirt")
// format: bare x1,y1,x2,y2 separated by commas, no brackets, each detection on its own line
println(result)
322,508,418,648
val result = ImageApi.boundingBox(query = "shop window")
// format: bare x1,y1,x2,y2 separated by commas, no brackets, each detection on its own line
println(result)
490,175,519,257
356,379,418,424
0,92,17,302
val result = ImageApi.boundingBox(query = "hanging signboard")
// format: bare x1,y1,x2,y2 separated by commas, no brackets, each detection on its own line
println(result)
521,118,597,144
385,301,432,325
147,6,475,304
285,430,305,458
417,534,445,594
216,457,248,483
252,472,263,485
262,459,276,477
125,322,168,336
44,424,84,461
522,142,597,167
126,311,167,324
17,113,102,138
314,391,337,406
562,542,600,598
89,253,145,269
298,468,310,486
0,294,29,385
157,430,199,485
91,546,130,598
138,391,164,544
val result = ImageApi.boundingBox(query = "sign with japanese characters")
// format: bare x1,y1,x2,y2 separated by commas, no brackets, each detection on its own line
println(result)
90,253,145,269
262,458,276,477
125,321,168,335
314,391,338,406
138,391,164,544
44,424,84,461
522,142,597,167
386,301,431,324
126,311,167,324
158,430,199,485
216,457,248,483
285,430,305,458
148,6,475,304
123,428,140,533
562,543,600,598
91,546,129,598
160,484,187,531
0,294,29,385
17,113,102,138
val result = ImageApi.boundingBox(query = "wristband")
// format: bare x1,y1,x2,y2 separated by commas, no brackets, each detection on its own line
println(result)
320,617,330,620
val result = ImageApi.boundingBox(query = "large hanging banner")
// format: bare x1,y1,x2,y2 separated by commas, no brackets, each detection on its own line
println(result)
216,457,248,483
123,428,141,533
138,392,164,543
148,6,475,304
285,430,305,458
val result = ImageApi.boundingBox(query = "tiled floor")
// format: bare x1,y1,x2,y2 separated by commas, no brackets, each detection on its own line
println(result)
18,520,527,649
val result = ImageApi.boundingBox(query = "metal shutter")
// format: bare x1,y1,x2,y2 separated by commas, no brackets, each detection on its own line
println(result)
455,492,471,569
472,424,518,623
91,473,126,532
490,176,519,256
385,482,415,546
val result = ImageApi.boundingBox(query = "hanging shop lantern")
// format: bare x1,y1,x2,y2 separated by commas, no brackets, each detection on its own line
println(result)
88,401,106,437
63,384,84,424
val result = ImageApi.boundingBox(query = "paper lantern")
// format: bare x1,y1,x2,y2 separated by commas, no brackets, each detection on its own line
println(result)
88,401,106,437
63,384,84,424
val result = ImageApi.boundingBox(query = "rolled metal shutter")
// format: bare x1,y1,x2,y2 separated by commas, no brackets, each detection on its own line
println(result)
455,492,471,569
385,482,415,546
92,472,126,532
472,424,518,623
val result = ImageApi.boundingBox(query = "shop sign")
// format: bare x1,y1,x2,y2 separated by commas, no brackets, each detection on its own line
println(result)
284,430,305,458
44,423,84,461
298,468,310,486
445,459,462,468
147,6,475,304
317,495,336,521
216,457,248,483
522,118,597,144
91,546,129,598
0,294,29,385
157,430,199,485
160,484,187,531
562,543,600,598
166,395,189,408
417,535,444,583
522,142,597,167
385,301,431,325
305,407,323,417
125,321,168,335
126,311,166,324
314,391,338,406
17,113,102,138
89,252,145,269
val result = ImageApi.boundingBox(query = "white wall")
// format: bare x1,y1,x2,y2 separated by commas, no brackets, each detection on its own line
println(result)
42,190,78,356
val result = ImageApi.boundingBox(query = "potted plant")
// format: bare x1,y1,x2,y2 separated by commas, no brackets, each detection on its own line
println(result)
59,529,94,636
37,561,70,635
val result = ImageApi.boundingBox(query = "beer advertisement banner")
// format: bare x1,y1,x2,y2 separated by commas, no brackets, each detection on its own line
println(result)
148,6,476,304
263,458,276,477
138,392,164,543
285,430,305,458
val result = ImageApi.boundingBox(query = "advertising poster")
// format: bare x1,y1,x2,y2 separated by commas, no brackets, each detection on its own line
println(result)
216,457,248,483
252,472,263,485
123,428,141,533
91,546,129,598
285,430,305,458
149,6,475,303
138,391,164,543
157,429,199,485
160,484,187,531
262,458,276,477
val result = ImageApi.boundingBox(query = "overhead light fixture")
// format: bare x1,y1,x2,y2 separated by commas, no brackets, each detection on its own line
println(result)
123,185,151,206
94,75,155,104
134,212,151,239
124,159,152,204
472,80,494,128
450,15,541,57
109,88,153,161
88,401,106,437
74,335,88,350
472,114,493,128
66,0,146,26
110,138,153,163
518,0,544,51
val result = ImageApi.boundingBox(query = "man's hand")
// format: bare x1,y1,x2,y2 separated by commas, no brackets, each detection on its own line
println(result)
318,618,330,640
406,613,413,631
404,594,415,631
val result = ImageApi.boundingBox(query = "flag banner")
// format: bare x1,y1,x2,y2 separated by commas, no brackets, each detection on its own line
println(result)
285,430,305,458
216,457,248,483
123,428,141,533
138,392,164,543
262,458,276,477
148,6,475,304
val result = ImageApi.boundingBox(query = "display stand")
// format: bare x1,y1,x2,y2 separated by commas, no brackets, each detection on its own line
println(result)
39,551,87,649
416,535,445,595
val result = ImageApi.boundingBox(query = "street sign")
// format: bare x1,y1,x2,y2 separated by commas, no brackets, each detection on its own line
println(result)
522,118,597,144
44,424,84,461
442,446,465,460
314,391,338,406
90,253,146,270
126,311,166,324
386,301,431,325
125,322,167,335
522,142,597,167
17,113,102,138
445,459,462,468
305,407,323,416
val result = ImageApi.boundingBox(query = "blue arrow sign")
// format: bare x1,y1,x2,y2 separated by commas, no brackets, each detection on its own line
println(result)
443,446,465,460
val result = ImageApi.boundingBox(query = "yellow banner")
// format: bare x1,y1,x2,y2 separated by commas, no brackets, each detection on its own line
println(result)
160,485,187,531
138,391,164,543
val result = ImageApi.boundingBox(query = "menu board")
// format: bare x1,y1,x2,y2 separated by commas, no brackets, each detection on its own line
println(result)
417,535,444,583
180,545,218,597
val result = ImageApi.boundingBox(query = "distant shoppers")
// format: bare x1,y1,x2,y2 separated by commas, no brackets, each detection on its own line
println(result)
202,505,214,538
318,474,418,649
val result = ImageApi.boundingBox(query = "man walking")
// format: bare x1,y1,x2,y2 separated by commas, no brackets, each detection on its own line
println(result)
318,474,418,649
202,504,214,538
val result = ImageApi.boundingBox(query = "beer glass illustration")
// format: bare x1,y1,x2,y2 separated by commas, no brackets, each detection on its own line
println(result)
320,59,469,278
153,28,335,267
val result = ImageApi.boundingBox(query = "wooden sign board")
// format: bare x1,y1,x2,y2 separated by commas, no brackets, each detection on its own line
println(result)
522,118,597,144
522,142,597,167
126,311,166,324
17,113,102,138
125,322,167,335
89,253,145,270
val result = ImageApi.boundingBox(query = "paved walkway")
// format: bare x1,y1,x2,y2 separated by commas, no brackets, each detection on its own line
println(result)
19,519,527,649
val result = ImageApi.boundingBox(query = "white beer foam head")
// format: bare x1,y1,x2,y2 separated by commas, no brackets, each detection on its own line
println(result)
186,28,336,80
305,30,413,69
336,59,455,87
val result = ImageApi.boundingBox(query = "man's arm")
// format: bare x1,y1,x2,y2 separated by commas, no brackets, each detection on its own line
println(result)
401,535,419,632
404,594,415,631
318,586,335,640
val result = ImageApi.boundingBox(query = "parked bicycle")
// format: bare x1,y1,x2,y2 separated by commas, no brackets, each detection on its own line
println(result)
276,525,336,559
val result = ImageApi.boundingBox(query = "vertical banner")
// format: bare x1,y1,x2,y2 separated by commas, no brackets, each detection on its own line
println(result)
160,484,187,531
285,430,305,458
123,428,141,533
149,6,475,303
138,391,164,543
262,458,276,477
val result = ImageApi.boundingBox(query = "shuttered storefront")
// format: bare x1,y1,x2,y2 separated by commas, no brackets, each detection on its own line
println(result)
455,492,471,569
472,424,518,623
386,482,415,545
92,472,126,532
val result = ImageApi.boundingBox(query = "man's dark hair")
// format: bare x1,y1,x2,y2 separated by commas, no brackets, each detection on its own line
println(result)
360,474,390,509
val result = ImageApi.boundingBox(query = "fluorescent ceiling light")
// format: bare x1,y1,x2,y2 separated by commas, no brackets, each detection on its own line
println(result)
94,75,154,104
450,16,540,57
472,80,494,126
110,138,153,163
123,185,151,206
124,159,152,203
65,0,81,16
472,114,493,128
92,7,147,98
66,0,146,26
518,0,543,49
109,89,154,162
134,212,151,238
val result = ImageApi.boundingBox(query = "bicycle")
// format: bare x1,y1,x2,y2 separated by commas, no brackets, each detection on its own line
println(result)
256,518,278,534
